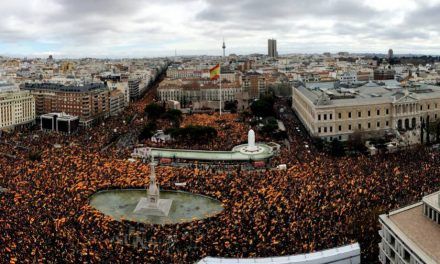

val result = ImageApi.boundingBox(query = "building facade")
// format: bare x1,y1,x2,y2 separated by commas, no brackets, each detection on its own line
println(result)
242,72,266,99
128,79,141,100
167,68,206,79
292,81,440,141
268,39,278,58
0,91,35,130
375,69,396,80
158,85,242,107
378,191,440,264
339,72,357,84
23,83,110,126
109,90,126,116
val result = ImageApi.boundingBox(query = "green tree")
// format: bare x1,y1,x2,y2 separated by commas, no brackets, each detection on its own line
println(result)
138,122,157,141
312,137,325,151
261,117,278,135
224,100,238,113
162,109,183,128
347,131,367,153
144,103,165,120
250,95,275,117
330,139,345,157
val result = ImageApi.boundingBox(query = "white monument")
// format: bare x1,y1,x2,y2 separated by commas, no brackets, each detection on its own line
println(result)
242,129,261,153
133,158,172,216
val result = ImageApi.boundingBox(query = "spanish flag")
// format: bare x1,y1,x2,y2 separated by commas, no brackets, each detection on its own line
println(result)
210,64,220,80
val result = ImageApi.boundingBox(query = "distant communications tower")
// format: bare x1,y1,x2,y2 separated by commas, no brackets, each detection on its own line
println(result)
222,38,226,59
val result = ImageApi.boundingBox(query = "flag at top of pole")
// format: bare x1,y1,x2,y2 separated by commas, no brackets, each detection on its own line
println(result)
210,64,220,80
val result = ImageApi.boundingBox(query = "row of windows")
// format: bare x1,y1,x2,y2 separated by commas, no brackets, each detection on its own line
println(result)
318,126,333,133
318,109,391,121
421,103,438,111
317,104,440,122
381,226,416,264
318,121,390,134
424,204,440,224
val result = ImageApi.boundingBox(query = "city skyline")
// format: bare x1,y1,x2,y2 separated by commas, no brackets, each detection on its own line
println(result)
2,0,440,58
1,5,440,261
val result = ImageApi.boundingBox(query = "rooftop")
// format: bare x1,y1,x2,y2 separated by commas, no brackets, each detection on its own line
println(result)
296,81,440,107
197,243,360,264
423,191,440,213
133,143,275,162
41,112,78,120
383,203,440,263
0,90,31,100
23,82,106,93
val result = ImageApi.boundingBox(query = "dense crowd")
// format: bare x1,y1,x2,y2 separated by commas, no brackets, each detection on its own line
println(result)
147,112,267,151
0,89,439,263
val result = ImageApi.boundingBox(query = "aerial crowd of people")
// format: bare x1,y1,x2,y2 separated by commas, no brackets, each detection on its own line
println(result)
0,87,439,263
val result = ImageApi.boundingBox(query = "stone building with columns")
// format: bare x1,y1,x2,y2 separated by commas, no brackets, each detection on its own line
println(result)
292,80,440,142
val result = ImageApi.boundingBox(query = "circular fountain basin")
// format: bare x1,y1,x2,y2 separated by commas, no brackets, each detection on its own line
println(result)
90,189,224,225
232,143,273,155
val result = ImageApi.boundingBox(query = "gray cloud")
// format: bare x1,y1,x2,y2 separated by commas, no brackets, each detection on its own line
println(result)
1,0,440,57
197,0,380,23
403,2,440,31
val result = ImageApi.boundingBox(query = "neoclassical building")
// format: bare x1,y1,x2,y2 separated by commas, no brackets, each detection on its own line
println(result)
0,90,35,130
292,80,440,141
158,83,242,108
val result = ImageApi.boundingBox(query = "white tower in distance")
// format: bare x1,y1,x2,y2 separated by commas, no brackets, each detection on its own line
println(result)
222,38,226,59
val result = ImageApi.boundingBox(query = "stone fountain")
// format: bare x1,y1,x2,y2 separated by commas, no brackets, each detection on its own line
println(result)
238,129,264,154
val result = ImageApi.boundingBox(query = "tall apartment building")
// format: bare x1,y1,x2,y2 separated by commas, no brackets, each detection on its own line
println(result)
242,72,266,99
100,74,130,104
388,49,394,60
128,79,141,100
0,91,35,130
268,39,278,58
109,89,126,116
106,80,130,105
292,81,440,141
378,191,440,264
23,83,110,126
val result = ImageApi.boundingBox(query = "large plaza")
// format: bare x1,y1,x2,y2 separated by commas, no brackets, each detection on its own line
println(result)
0,88,439,263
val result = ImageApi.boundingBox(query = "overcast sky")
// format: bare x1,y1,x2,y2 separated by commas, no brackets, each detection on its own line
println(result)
1,0,440,58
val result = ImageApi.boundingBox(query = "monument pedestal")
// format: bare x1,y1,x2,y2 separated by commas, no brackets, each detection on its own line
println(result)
133,198,173,216
133,159,173,217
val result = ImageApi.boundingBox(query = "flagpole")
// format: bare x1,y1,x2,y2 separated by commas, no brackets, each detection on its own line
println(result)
219,38,224,116
219,65,222,115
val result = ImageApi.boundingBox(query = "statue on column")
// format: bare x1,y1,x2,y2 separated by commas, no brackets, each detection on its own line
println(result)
133,156,173,216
